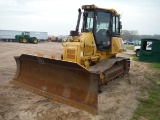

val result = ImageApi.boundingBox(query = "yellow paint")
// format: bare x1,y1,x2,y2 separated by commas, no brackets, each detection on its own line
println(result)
23,38,27,43
33,39,38,44
37,53,44,57
62,33,124,68
82,4,120,16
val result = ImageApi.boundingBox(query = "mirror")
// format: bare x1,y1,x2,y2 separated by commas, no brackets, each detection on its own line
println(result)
119,21,122,29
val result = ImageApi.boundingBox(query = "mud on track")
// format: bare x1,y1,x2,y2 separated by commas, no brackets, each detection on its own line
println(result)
0,41,150,120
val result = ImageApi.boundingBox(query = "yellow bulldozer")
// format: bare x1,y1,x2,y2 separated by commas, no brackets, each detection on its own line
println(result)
10,5,130,114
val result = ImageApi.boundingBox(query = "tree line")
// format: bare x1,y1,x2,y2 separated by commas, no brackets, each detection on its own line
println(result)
122,30,160,41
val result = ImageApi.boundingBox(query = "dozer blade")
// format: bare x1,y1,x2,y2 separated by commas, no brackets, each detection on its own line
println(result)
10,54,99,114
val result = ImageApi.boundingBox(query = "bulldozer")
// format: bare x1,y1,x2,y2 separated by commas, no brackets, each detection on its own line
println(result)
10,5,130,114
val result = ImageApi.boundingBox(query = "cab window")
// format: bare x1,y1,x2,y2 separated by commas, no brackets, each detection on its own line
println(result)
112,16,120,35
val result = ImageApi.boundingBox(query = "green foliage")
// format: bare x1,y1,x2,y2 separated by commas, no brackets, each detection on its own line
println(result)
122,29,160,40
122,30,138,40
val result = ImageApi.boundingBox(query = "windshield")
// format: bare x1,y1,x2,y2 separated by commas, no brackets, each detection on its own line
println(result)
96,12,110,32
82,11,94,32
25,32,30,36
94,11,111,50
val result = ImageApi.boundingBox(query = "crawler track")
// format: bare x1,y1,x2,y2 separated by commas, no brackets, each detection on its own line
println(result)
89,57,130,91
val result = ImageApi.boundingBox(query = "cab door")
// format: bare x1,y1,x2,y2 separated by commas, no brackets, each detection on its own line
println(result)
94,11,111,51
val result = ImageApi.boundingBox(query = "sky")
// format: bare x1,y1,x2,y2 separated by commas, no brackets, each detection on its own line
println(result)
0,0,160,36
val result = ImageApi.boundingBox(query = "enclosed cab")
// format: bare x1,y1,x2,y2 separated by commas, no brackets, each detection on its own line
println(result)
81,5,122,51
63,5,125,68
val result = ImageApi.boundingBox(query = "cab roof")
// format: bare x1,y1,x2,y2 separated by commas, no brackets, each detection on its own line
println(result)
82,4,120,16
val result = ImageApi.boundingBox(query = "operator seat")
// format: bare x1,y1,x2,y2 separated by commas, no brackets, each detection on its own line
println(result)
96,29,106,44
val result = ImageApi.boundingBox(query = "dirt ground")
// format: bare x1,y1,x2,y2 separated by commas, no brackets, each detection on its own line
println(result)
0,41,150,120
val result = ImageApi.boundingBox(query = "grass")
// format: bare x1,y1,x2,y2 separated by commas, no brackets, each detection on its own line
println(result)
124,44,138,60
125,45,160,119
149,63,160,70
125,44,134,50
132,63,160,120
128,54,139,61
